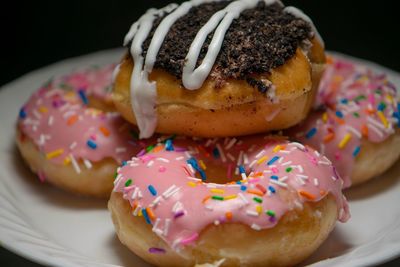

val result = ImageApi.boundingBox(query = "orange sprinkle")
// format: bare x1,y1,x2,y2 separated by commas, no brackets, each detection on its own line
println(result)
247,189,264,197
323,133,335,143
202,195,211,204
364,108,375,115
299,190,316,200
152,145,165,153
67,115,79,126
146,207,156,220
333,116,345,125
197,146,210,157
361,124,369,138
225,212,233,220
99,126,110,137
38,106,48,113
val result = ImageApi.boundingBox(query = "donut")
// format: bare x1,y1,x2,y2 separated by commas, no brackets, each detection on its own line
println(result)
16,64,149,197
112,0,326,138
108,136,349,267
289,56,400,187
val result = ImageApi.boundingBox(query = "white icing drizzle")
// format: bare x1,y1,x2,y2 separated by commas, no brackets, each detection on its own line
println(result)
124,0,319,138
283,6,324,48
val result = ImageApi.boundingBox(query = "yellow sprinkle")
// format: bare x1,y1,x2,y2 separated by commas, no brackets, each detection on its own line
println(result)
210,188,225,194
138,209,143,217
338,133,352,149
386,94,394,103
273,145,281,153
256,205,262,214
38,106,48,113
377,111,389,128
63,156,71,165
333,75,343,83
322,112,328,123
187,182,197,187
257,156,268,165
199,160,207,170
46,149,64,159
224,195,237,200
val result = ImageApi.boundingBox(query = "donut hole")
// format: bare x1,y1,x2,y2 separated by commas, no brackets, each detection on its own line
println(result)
190,157,242,184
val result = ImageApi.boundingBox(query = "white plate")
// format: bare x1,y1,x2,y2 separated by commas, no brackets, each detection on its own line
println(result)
0,49,400,267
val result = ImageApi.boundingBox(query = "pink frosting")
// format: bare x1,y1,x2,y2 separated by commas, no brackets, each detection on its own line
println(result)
290,57,399,188
114,136,349,250
17,65,148,174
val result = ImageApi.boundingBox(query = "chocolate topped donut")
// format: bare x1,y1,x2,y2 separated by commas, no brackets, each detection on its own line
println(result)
139,1,312,83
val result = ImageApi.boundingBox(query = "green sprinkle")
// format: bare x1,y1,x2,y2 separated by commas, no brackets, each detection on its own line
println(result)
125,179,132,187
114,171,118,179
354,95,366,101
375,89,382,95
353,112,360,118
253,197,263,203
212,196,224,201
146,145,155,152
286,167,293,173
266,210,276,217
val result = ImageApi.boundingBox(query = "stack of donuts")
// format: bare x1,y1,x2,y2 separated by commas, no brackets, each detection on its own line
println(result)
15,0,400,266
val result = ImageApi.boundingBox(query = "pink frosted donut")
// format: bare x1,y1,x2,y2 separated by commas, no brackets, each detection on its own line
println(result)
16,64,152,197
108,136,349,267
290,56,400,187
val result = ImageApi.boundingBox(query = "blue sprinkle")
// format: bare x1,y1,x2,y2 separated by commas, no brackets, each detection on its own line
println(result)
212,148,220,158
122,161,127,166
305,128,317,139
148,185,157,196
267,156,279,166
394,112,400,127
78,89,89,105
397,102,400,113
270,175,279,180
353,146,361,157
87,140,97,149
335,110,344,118
240,185,247,191
141,208,152,224
340,98,348,104
187,157,200,171
268,186,276,193
239,165,246,174
165,139,174,151
236,181,242,184
377,102,386,111
19,108,27,119
199,169,207,181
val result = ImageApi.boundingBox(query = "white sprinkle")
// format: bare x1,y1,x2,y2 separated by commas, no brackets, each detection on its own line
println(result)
69,154,81,174
138,190,143,199
279,150,291,154
263,170,272,174
216,143,226,163
205,205,214,211
297,165,304,173
152,218,161,232
226,153,236,162
278,156,284,163
249,160,257,168
133,205,141,216
151,196,162,207
314,150,321,157
175,156,185,161
279,176,288,182
251,223,261,231
63,110,76,119
184,151,192,159
187,176,202,181
163,219,171,237
205,139,213,147
164,186,180,199
147,160,154,167
131,187,139,200
255,149,266,159
246,210,259,217
172,201,183,213
318,160,330,166
281,161,292,166
214,220,220,225
69,142,77,150
33,110,42,119
162,185,177,198
367,116,386,130
225,138,237,150
294,200,303,210
243,153,249,165
116,147,127,153
83,159,92,169
291,142,305,151
153,228,163,236
297,178,306,185
367,123,384,138
186,163,195,174
237,150,244,166
156,157,170,163
238,193,249,205
296,174,309,179
331,176,337,181
346,125,362,138
314,178,319,186
48,116,54,126
270,179,288,188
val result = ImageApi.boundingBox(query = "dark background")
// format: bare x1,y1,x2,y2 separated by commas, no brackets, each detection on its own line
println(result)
1,0,399,266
